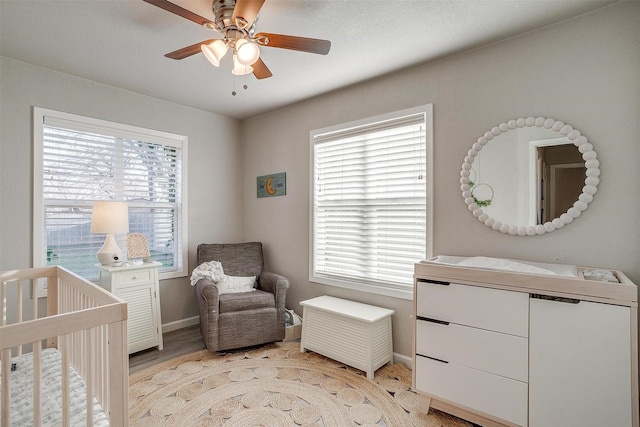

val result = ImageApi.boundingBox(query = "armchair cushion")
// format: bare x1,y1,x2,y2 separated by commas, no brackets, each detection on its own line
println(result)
219,290,275,313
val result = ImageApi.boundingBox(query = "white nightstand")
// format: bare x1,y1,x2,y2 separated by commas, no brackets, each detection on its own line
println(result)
97,261,163,354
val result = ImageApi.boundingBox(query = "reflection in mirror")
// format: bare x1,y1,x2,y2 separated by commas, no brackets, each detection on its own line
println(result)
536,143,586,223
460,117,599,236
472,128,586,225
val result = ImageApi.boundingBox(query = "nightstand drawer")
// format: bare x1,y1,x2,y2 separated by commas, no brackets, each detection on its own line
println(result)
415,355,528,426
117,269,152,286
416,319,528,382
416,281,529,337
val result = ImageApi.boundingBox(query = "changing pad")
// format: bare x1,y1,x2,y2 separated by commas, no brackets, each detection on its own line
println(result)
429,255,579,278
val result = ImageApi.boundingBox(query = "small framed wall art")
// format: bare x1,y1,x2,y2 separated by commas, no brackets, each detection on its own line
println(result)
257,172,286,198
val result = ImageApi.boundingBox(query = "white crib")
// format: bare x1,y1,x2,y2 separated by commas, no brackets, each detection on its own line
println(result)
0,266,128,426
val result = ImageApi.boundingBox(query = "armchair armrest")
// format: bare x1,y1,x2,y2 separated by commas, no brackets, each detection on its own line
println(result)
258,271,289,295
259,271,290,328
195,278,220,351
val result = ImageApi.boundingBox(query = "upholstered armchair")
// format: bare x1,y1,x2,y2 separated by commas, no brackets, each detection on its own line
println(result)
193,242,289,352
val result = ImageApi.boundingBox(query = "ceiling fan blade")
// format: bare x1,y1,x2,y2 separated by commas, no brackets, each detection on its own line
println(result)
252,58,272,79
255,33,331,55
165,39,217,60
232,0,265,29
143,0,215,28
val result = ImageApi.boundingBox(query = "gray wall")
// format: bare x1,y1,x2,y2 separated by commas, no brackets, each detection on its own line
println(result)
0,58,243,328
240,1,640,358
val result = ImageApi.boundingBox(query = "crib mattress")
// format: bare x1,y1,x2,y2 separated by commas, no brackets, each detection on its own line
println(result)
1,348,109,426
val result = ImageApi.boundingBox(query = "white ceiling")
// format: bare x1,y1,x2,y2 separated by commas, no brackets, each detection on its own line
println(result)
0,0,617,120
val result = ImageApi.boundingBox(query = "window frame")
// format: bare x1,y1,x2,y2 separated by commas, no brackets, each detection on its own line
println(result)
33,107,188,287
309,104,434,300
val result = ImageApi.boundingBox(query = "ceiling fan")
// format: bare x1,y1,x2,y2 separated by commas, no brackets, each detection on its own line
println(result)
143,0,331,81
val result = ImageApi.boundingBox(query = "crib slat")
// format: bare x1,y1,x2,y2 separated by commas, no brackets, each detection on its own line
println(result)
86,328,94,426
16,281,23,356
33,340,42,427
61,334,70,427
32,280,38,321
47,274,58,349
97,324,106,409
1,348,11,427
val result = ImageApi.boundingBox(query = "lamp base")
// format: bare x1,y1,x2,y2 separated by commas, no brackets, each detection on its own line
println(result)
96,234,124,266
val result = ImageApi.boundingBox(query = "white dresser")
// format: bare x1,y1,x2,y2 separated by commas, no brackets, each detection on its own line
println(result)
98,261,163,354
413,256,638,427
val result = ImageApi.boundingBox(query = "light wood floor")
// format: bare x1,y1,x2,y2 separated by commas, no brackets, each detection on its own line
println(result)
129,324,205,374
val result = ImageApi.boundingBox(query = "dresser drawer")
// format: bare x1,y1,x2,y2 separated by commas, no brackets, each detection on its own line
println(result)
416,280,529,337
416,319,528,382
415,355,528,426
117,269,152,286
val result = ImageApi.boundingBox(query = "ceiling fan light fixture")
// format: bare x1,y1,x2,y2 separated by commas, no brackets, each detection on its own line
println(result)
145,0,331,81
201,39,228,67
235,38,260,66
232,54,254,75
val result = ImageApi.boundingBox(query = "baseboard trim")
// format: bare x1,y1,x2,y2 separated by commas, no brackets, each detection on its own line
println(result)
393,352,413,369
162,316,199,333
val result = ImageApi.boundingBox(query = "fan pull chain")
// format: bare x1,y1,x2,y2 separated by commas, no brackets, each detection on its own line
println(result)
242,69,249,92
231,74,250,96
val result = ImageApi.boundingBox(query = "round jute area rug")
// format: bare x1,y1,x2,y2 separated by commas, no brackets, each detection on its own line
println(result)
129,341,472,426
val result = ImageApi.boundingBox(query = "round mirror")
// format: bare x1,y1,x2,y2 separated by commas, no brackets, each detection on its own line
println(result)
460,116,599,236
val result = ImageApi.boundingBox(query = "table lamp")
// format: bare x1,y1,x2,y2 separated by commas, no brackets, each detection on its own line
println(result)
91,201,129,265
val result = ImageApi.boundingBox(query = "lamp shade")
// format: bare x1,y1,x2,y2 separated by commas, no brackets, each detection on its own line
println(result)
91,201,129,234
201,40,228,67
232,54,254,75
235,39,260,66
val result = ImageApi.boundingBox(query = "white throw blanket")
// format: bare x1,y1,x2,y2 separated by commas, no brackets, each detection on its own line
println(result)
190,260,225,286
190,261,257,294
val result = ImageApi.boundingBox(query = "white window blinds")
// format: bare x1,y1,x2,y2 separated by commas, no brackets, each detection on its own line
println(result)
311,109,429,296
35,109,187,281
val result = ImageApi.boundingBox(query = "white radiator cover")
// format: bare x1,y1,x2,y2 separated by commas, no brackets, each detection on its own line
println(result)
300,295,394,379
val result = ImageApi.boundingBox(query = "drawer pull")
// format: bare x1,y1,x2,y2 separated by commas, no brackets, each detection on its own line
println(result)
530,294,580,304
416,278,450,286
423,355,448,364
132,276,137,280
417,316,450,326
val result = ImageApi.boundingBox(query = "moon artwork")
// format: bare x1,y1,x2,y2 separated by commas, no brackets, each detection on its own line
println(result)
257,172,286,198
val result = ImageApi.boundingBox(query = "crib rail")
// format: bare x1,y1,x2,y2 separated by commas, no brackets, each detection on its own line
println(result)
0,266,128,427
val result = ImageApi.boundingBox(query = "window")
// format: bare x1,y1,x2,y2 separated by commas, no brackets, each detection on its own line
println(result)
33,107,188,282
310,105,433,300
